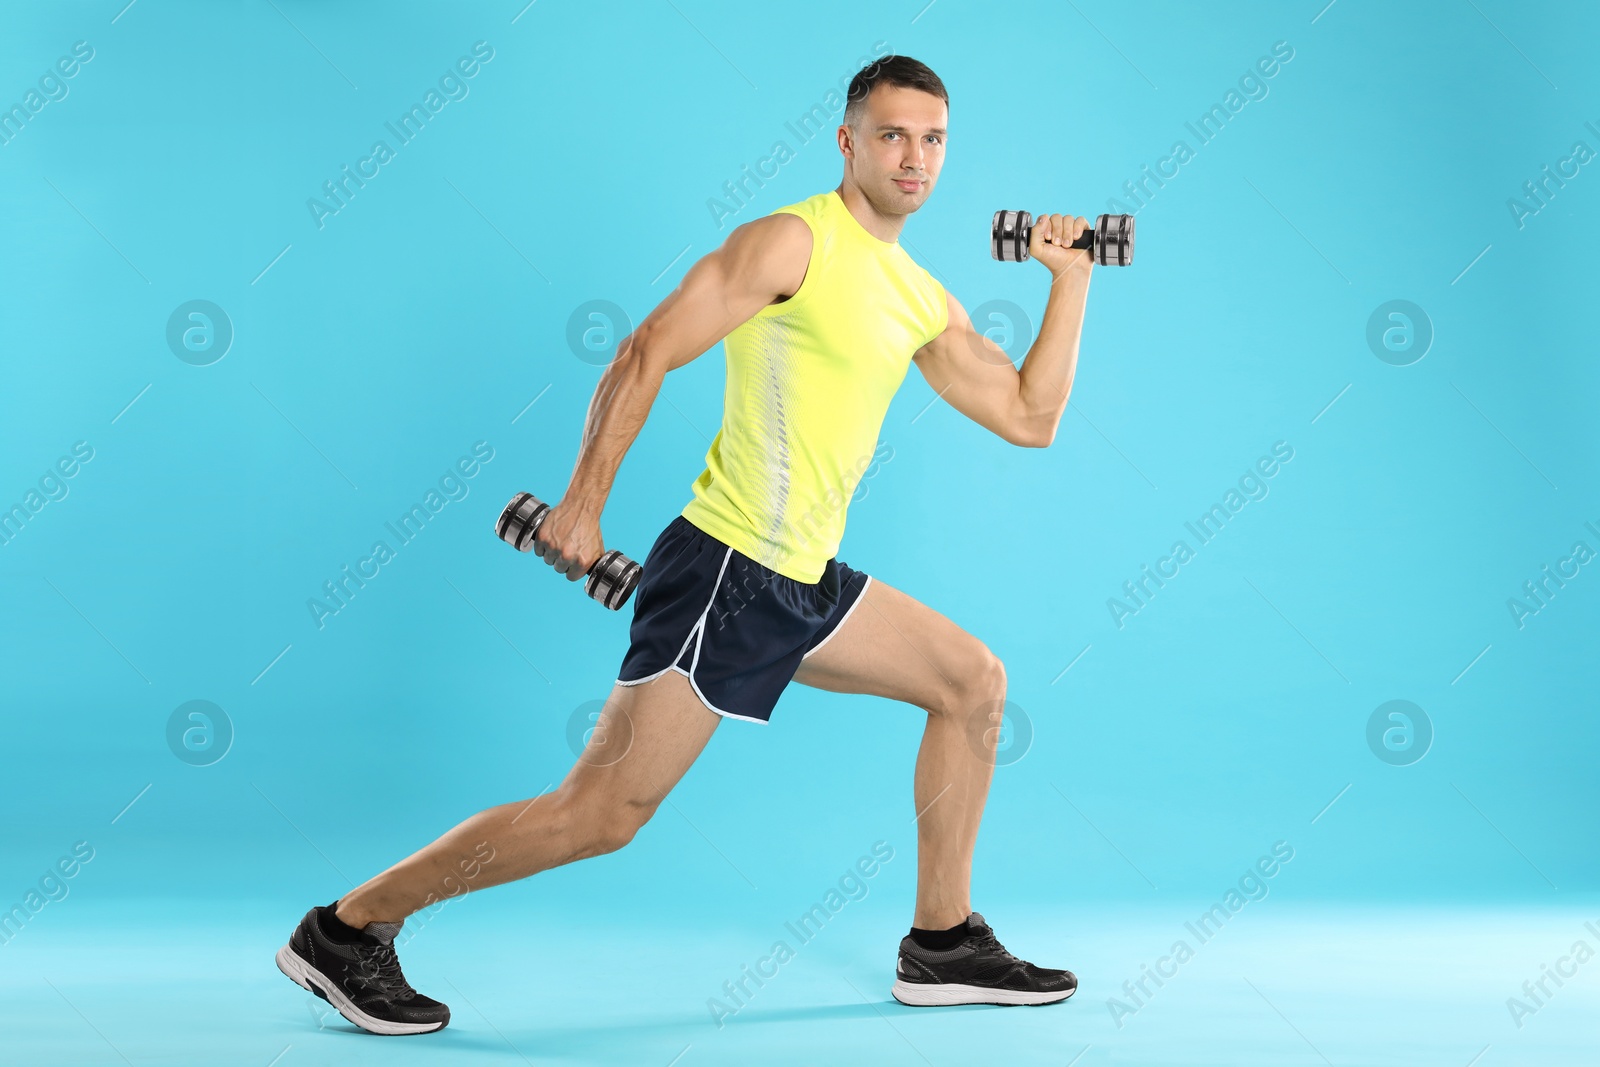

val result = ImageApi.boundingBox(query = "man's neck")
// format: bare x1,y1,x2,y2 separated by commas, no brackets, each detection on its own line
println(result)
834,182,903,244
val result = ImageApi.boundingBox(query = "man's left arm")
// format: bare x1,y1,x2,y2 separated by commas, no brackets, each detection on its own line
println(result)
911,213,1093,448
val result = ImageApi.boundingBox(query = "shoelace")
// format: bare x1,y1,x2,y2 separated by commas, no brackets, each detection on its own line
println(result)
349,942,417,1001
972,931,1031,973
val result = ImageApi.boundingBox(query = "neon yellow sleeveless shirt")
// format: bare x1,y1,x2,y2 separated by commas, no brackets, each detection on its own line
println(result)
680,189,949,584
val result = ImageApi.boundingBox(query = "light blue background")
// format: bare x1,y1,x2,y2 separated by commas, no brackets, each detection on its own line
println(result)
1,1,1596,1064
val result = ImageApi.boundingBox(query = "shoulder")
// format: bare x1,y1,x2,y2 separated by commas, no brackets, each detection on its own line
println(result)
714,212,814,300
722,211,813,267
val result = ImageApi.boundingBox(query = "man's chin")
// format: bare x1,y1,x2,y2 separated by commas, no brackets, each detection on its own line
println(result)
889,186,931,210
862,185,931,218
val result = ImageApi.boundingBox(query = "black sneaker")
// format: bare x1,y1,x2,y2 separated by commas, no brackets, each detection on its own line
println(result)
275,904,450,1035
891,912,1077,1006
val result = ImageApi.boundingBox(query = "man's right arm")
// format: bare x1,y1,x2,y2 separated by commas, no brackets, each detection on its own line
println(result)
534,212,813,580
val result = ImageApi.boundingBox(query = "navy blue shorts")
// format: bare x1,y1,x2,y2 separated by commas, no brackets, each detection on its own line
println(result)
616,514,872,723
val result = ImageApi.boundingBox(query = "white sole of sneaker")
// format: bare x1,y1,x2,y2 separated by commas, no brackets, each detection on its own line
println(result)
275,943,447,1035
891,979,1076,1007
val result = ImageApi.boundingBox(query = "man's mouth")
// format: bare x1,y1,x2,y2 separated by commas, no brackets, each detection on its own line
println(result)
893,178,924,191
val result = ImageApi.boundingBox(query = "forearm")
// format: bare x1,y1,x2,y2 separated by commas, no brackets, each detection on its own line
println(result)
1017,267,1091,443
561,334,666,517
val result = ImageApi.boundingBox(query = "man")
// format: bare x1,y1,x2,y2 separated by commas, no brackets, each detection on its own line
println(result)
276,55,1094,1035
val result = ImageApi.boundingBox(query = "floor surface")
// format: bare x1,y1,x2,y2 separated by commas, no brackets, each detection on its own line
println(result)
5,899,1596,1066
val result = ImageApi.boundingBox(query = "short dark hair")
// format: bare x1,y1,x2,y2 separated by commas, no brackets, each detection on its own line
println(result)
843,55,948,127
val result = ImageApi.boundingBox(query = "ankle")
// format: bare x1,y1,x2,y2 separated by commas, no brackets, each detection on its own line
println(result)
912,906,970,931
333,893,398,930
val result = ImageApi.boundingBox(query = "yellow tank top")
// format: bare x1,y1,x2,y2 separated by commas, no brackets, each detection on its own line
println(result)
681,189,949,583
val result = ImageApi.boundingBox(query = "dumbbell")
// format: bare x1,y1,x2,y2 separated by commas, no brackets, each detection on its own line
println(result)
991,211,1135,266
495,491,641,610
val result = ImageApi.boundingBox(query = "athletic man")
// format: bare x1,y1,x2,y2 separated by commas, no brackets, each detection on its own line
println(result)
276,55,1094,1034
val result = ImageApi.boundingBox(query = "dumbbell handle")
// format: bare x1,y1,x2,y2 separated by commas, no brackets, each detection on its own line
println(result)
1067,227,1096,250
1025,222,1096,250
495,491,641,611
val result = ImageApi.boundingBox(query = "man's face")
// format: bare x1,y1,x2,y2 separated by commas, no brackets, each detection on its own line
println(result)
843,84,947,215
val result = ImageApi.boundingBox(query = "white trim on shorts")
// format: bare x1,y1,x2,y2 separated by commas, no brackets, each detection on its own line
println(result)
614,546,772,725
801,574,873,660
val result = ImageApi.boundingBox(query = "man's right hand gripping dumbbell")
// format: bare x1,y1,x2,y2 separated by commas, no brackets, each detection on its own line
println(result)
495,491,641,610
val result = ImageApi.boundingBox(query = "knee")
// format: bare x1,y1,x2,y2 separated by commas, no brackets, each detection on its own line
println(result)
558,787,657,859
932,643,1007,722
592,803,653,856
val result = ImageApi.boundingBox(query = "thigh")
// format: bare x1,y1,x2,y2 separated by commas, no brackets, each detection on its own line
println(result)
791,576,993,713
560,669,720,811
